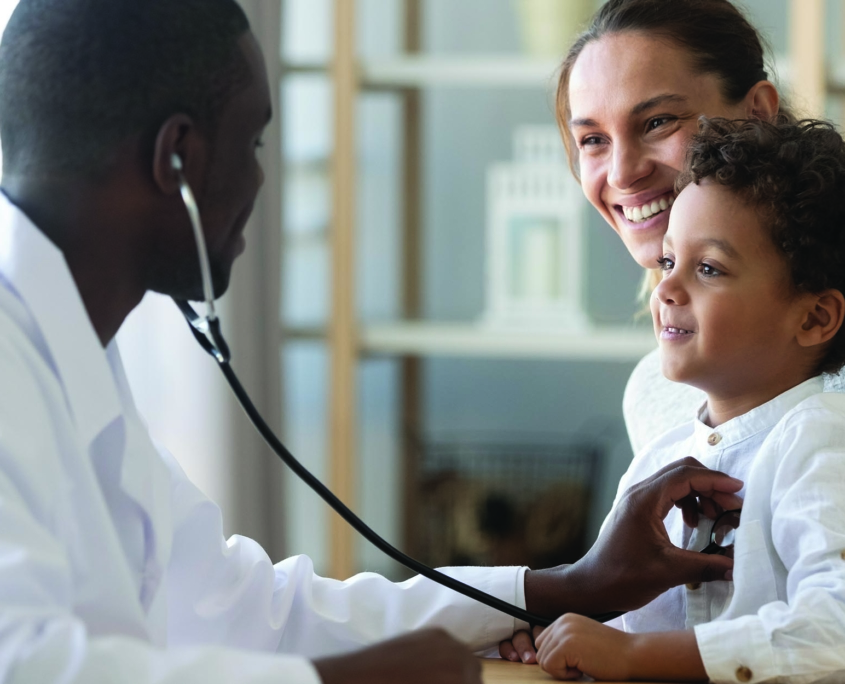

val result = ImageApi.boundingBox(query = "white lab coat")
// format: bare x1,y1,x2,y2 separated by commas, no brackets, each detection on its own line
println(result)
0,193,528,683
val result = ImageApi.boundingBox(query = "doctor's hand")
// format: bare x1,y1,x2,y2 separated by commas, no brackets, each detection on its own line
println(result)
500,457,742,663
313,628,482,684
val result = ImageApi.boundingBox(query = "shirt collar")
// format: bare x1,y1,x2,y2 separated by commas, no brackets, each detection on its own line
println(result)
693,376,825,450
0,192,122,448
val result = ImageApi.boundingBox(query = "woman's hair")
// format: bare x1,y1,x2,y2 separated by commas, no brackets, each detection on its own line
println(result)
557,0,774,178
677,117,845,375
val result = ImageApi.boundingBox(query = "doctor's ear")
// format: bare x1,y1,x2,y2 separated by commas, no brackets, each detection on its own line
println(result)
151,113,207,195
796,289,845,350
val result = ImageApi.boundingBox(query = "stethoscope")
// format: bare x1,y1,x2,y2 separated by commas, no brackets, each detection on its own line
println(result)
169,153,621,629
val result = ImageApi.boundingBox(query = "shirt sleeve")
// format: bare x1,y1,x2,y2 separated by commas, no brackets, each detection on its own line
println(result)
161,449,528,661
694,398,845,684
0,350,322,684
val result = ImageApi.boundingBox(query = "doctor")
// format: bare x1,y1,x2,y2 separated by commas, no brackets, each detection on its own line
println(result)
0,1,743,683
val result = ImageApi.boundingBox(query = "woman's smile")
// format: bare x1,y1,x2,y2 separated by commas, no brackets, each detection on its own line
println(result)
567,32,757,267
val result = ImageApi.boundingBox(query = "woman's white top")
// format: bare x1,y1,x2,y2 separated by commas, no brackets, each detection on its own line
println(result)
610,376,845,684
624,348,845,456
0,194,527,683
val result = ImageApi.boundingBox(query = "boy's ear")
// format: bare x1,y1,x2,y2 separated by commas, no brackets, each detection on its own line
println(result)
797,289,845,348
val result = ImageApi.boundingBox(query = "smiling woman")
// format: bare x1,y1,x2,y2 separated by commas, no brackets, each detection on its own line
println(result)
500,0,845,663
551,0,845,460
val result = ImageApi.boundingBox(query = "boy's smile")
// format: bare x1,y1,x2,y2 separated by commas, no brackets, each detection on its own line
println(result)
651,181,820,423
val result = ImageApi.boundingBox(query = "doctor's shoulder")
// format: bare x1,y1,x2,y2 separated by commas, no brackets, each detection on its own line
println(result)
0,288,74,510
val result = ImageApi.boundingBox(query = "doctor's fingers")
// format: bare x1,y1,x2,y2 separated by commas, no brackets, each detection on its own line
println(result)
664,544,734,584
634,458,743,520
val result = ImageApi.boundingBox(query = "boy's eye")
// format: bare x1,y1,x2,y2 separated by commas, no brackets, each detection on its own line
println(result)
699,262,722,277
656,256,674,271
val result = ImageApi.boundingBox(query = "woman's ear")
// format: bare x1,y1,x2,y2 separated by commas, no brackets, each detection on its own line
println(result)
743,80,779,121
152,114,207,195
797,289,845,349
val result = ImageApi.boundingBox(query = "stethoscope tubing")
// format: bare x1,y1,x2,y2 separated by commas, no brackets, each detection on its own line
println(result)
171,156,622,631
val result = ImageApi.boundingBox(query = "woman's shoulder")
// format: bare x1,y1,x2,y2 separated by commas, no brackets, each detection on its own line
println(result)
623,348,705,456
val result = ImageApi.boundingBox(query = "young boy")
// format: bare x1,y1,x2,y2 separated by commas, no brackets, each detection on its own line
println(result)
536,117,845,682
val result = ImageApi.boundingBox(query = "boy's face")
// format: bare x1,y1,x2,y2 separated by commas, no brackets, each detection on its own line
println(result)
651,182,811,397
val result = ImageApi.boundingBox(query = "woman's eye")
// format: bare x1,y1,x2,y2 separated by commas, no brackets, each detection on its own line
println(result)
656,256,674,271
646,116,673,132
579,135,606,149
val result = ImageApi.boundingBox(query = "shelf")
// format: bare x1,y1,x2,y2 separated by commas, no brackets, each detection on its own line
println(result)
361,55,561,89
283,55,562,89
281,53,845,96
357,322,656,361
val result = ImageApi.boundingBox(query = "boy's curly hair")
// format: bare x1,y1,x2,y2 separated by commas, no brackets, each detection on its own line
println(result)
676,117,845,375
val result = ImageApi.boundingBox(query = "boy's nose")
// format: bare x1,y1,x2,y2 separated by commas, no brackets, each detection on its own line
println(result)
653,274,688,306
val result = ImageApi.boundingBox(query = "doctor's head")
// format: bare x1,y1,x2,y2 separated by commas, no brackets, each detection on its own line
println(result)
0,0,272,301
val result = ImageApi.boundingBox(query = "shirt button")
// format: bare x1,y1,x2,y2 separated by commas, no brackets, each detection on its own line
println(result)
707,433,722,446
736,665,753,682
686,582,702,590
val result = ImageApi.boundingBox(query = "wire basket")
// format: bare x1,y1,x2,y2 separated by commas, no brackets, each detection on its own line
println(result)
412,435,602,569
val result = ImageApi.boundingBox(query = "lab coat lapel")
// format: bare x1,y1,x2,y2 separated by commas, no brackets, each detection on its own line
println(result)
0,193,122,448
0,194,173,620
109,342,174,602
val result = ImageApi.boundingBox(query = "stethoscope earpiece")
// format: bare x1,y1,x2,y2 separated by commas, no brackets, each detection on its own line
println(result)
171,153,217,323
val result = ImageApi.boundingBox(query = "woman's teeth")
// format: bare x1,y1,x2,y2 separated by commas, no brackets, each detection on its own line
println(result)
623,196,674,223
665,327,693,334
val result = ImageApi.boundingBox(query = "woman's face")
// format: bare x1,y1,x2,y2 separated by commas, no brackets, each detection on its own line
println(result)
568,32,750,268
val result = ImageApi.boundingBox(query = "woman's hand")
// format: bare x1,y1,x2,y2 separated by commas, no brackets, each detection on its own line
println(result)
535,614,634,681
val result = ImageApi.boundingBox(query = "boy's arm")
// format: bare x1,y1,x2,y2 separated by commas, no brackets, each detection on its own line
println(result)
535,614,707,682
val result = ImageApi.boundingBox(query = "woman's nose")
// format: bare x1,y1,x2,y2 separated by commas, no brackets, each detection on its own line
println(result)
607,142,653,190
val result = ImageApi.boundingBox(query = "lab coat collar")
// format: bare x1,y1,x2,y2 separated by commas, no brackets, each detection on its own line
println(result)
693,375,825,449
0,192,122,450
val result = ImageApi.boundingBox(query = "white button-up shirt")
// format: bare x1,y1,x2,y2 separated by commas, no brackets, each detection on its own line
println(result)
609,376,845,683
0,194,527,683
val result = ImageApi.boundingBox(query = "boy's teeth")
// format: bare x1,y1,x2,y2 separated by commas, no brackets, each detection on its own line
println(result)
623,196,674,223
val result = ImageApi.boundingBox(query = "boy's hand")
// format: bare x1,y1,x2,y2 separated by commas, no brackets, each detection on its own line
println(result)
535,614,633,681
500,458,742,663
537,615,707,682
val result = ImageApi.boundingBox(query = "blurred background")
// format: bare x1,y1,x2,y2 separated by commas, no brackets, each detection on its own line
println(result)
1,0,841,581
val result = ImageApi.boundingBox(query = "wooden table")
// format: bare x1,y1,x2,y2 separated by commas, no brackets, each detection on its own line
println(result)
481,659,673,683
